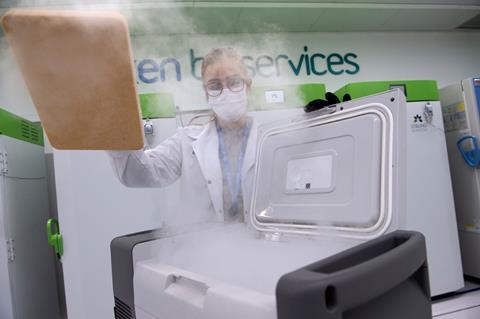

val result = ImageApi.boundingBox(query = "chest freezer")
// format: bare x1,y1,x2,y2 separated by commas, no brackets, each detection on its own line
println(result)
440,77,480,278
112,227,429,319
111,91,432,319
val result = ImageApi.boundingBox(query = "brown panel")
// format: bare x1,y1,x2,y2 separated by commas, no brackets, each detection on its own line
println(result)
1,9,143,150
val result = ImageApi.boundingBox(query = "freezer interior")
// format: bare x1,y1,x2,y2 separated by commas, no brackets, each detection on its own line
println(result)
137,223,362,296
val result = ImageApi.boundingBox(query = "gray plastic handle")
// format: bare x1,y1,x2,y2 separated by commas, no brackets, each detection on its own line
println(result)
276,230,431,319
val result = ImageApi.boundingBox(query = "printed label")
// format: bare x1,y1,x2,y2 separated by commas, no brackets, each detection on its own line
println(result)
442,102,467,132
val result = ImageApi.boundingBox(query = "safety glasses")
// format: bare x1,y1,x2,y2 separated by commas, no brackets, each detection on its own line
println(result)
204,75,245,97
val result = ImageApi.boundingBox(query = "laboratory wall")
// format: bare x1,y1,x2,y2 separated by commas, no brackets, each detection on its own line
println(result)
131,31,480,110
1,31,480,120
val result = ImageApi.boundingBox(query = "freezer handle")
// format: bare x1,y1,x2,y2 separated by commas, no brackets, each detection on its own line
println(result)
276,230,431,319
457,135,480,168
46,218,63,259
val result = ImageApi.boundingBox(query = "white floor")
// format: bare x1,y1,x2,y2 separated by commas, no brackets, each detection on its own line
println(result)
433,281,480,318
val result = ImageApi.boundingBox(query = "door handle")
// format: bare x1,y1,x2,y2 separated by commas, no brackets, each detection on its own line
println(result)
47,218,63,259
457,135,480,168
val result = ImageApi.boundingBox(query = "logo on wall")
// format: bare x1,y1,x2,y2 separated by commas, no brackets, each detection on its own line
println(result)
135,45,360,84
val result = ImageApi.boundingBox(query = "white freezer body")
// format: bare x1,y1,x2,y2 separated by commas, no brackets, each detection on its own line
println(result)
404,100,463,295
440,78,480,278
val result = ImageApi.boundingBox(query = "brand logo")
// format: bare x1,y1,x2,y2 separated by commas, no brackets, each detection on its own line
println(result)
411,114,427,131
413,114,423,123
135,46,360,84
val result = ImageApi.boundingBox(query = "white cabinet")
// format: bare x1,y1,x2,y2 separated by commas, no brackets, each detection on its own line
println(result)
0,135,60,319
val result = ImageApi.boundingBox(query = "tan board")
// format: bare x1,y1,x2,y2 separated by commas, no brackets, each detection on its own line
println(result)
1,9,144,150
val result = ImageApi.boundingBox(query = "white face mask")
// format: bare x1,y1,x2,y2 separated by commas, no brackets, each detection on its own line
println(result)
208,88,248,123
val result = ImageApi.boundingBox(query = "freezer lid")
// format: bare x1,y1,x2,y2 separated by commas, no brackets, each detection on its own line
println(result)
250,102,394,239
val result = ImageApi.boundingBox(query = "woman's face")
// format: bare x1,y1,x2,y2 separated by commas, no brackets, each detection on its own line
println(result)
203,58,251,98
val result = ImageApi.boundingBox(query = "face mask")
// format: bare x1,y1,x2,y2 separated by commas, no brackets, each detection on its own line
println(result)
208,88,248,123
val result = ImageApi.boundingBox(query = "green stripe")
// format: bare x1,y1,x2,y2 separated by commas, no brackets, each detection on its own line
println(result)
139,93,176,119
249,83,326,111
335,80,439,102
0,108,44,146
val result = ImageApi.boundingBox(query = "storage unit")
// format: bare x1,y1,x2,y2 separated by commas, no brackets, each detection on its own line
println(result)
0,108,60,319
440,77,480,279
110,91,435,319
335,80,464,296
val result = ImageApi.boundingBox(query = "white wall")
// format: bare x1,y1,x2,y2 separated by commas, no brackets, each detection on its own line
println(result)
0,41,38,120
2,31,480,121
131,31,480,109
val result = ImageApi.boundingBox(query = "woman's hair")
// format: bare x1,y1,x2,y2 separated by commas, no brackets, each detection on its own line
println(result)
201,47,248,79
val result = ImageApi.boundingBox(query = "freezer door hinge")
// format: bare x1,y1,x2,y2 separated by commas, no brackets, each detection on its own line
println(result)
0,152,8,175
6,239,15,262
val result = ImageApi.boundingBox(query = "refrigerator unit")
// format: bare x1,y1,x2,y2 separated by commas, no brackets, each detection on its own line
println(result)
0,108,60,319
440,77,480,278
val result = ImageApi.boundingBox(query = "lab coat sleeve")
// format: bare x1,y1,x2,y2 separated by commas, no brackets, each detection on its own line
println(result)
107,131,183,188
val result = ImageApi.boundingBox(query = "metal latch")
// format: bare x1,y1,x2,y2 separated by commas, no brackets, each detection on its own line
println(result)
423,102,433,124
6,239,15,262
144,119,154,135
0,152,8,175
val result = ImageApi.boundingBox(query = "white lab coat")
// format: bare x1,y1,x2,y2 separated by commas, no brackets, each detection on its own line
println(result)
108,120,258,224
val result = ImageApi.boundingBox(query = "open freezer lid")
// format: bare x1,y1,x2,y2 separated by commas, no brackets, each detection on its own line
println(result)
250,102,394,239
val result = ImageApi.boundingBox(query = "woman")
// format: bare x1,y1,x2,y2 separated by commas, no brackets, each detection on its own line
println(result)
108,48,256,224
